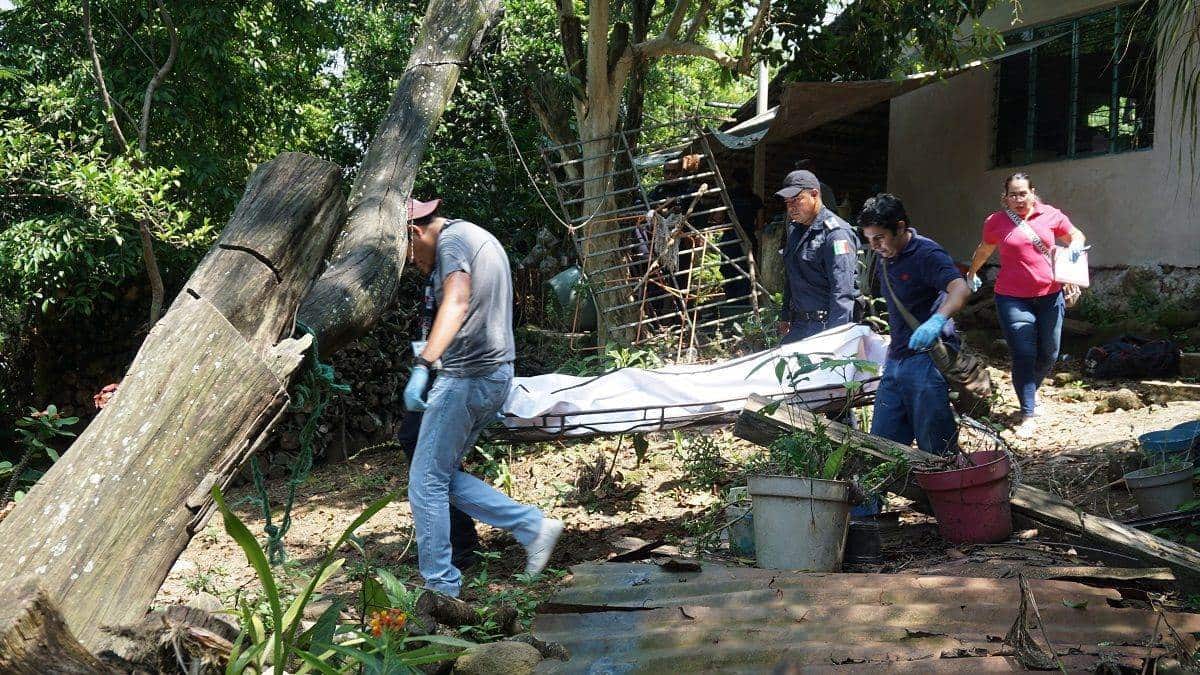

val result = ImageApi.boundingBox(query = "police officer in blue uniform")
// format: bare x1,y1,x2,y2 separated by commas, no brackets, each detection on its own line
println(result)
858,193,970,456
774,170,859,344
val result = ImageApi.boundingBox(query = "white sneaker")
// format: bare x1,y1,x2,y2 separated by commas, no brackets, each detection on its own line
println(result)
525,518,564,575
1014,417,1038,439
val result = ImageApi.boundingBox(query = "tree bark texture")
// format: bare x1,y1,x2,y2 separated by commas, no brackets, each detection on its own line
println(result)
0,153,345,650
0,575,117,674
296,0,503,356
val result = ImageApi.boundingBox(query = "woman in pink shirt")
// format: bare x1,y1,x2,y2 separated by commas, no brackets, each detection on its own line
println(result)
965,173,1087,438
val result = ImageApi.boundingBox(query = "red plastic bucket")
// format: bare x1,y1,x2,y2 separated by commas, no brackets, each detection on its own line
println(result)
915,450,1013,544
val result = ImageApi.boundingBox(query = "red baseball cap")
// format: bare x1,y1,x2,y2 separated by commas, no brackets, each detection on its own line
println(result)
408,197,441,221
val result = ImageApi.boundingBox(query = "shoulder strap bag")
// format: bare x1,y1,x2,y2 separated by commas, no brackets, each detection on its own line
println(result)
1005,208,1086,307
880,259,993,417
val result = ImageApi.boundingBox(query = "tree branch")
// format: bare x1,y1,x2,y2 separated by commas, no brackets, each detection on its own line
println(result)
634,38,737,69
521,82,581,182
558,0,586,97
82,0,129,153
138,219,164,324
736,0,772,73
682,0,713,43
659,0,692,41
138,0,179,156
607,21,631,77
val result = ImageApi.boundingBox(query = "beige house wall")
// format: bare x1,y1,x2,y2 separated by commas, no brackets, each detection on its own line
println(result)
888,0,1200,268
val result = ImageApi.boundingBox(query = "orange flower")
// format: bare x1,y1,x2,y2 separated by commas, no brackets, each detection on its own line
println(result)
368,609,408,637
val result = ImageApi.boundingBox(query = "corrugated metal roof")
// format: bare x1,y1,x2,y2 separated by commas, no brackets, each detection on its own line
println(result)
532,562,1200,673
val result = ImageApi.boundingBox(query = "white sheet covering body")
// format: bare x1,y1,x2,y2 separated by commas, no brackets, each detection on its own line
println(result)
497,323,888,440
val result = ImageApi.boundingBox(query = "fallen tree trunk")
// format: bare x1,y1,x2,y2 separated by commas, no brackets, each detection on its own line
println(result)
735,394,1200,592
0,0,506,653
0,576,117,674
297,0,502,355
0,153,345,650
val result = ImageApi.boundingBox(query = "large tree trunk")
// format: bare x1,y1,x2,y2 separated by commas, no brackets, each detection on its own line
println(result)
297,0,502,355
0,0,505,653
0,153,345,650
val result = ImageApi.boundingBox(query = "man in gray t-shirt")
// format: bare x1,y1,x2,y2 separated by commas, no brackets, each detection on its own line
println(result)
430,219,516,375
402,197,562,598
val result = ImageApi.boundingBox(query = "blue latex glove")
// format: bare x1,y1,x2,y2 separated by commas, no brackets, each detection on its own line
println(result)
908,314,948,351
967,274,983,293
404,364,430,412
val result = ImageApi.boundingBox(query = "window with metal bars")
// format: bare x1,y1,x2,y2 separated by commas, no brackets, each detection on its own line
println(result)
993,1,1156,167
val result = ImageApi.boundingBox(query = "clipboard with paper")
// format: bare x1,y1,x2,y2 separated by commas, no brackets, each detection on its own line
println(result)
1051,245,1090,287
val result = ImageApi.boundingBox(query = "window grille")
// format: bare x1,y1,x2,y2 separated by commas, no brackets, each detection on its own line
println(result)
993,1,1156,167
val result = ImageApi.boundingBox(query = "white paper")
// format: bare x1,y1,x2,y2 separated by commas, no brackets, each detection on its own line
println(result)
1052,246,1090,287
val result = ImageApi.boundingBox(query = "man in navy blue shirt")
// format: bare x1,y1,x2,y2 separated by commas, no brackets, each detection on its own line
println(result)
775,170,859,344
858,194,970,456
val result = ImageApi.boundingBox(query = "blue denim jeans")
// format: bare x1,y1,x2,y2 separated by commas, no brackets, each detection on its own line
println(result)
995,292,1064,417
870,353,959,456
409,363,543,596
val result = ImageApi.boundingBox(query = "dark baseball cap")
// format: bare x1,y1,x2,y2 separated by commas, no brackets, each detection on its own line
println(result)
407,197,441,221
775,170,820,200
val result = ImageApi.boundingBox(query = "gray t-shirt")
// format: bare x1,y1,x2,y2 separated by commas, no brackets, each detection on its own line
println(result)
433,220,515,376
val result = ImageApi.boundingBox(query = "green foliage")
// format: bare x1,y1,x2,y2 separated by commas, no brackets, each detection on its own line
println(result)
0,115,210,317
460,551,562,641
672,431,729,489
213,484,398,673
1,404,78,502
559,342,664,375
766,0,1002,81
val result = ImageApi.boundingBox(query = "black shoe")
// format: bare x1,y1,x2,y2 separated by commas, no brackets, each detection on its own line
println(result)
452,551,480,573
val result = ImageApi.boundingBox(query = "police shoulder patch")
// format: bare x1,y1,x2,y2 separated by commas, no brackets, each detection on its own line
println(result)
823,216,840,230
832,239,854,256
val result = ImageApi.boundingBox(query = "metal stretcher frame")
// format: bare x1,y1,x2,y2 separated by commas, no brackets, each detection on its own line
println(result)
486,379,880,443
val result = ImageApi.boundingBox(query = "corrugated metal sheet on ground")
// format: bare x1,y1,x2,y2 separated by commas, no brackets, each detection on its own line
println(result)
532,562,1200,673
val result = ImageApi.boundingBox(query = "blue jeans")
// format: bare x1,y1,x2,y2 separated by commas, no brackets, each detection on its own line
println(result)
870,353,959,456
995,292,1064,417
409,363,543,596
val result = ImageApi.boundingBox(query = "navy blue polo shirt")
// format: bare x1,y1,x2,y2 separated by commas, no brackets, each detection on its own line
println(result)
876,229,962,361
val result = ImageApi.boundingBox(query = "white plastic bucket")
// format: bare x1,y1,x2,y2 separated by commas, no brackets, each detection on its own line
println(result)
748,475,852,571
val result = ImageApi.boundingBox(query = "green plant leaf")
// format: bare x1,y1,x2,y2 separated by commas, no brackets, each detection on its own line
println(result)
361,575,389,615
293,648,342,675
1062,599,1088,610
821,442,849,481
402,633,478,650
281,491,396,651
213,485,283,667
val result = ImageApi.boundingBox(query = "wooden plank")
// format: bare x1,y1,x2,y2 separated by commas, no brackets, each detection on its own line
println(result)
1037,566,1175,589
735,395,1200,592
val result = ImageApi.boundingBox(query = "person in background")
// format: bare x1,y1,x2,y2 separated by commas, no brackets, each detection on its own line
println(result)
965,172,1087,439
859,193,970,456
402,197,562,598
774,169,858,344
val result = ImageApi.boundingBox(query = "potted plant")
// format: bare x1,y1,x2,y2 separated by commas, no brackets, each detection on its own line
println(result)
1124,458,1195,517
744,422,905,570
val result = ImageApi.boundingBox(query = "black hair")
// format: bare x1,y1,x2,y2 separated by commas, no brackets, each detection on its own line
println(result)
1004,172,1035,193
857,193,908,234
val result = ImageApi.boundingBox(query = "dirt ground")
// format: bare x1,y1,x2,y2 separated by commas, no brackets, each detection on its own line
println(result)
156,349,1200,627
